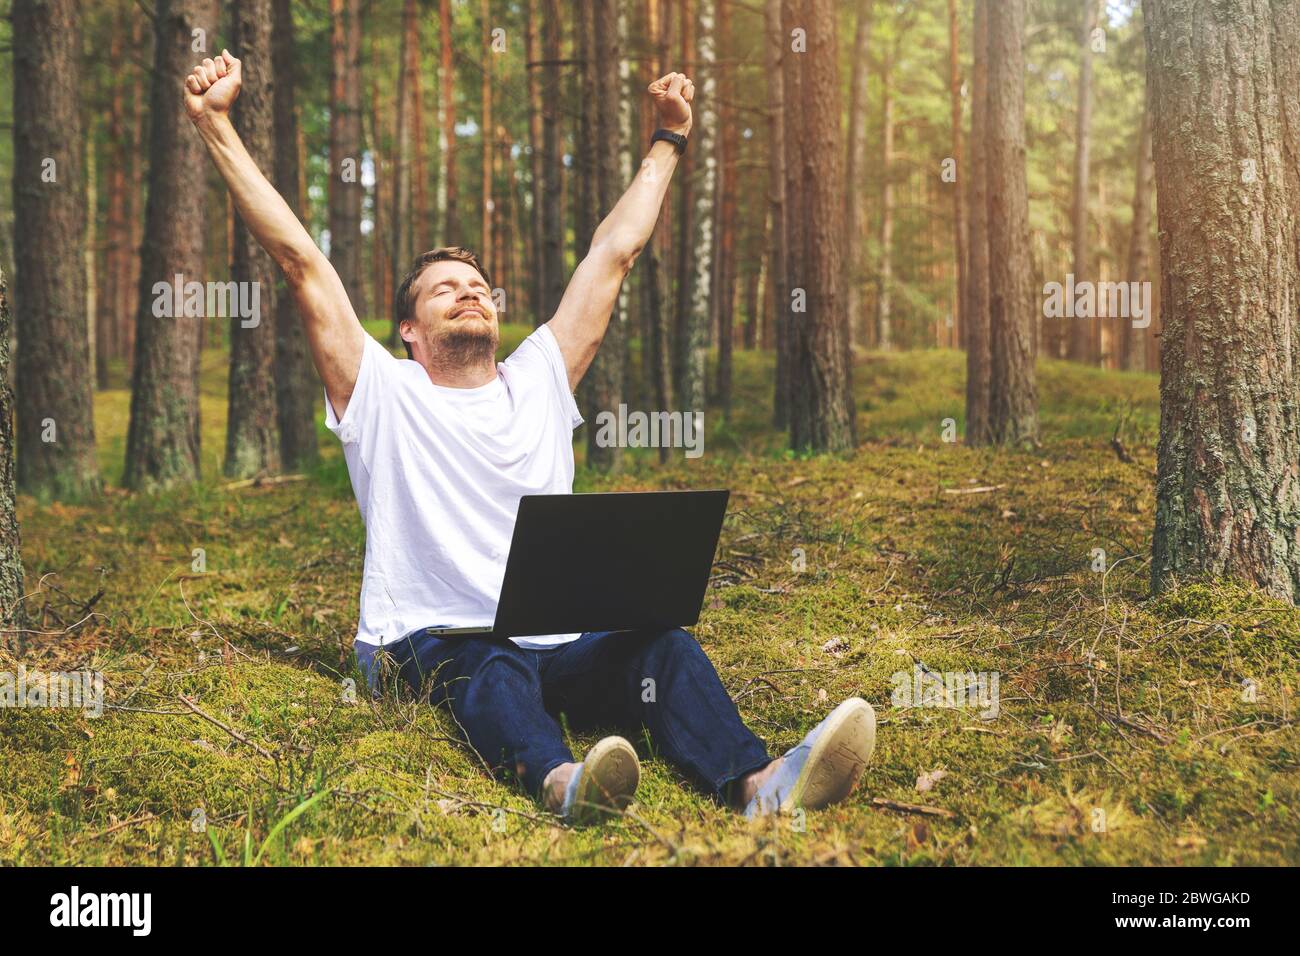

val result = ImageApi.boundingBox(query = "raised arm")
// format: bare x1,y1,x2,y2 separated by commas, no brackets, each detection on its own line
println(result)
547,72,695,390
184,50,365,419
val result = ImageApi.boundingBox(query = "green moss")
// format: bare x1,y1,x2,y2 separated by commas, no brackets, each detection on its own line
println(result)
6,342,1298,865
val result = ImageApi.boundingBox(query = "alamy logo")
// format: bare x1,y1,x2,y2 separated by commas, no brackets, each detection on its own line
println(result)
0,666,103,717
49,886,151,936
891,664,1000,719
152,273,261,328
1042,273,1152,329
593,404,704,459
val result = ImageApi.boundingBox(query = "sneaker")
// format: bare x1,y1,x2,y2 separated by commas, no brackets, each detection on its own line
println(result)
561,735,640,825
745,697,876,819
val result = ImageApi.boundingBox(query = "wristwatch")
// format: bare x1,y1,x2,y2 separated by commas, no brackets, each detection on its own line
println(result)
651,128,688,154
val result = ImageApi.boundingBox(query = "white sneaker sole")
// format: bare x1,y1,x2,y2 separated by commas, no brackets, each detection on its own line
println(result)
570,735,640,824
782,697,876,813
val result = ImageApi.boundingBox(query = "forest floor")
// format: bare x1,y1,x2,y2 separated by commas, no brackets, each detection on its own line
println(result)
4,324,1297,865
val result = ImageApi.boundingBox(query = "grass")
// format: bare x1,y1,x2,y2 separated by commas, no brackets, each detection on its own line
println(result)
3,327,1297,866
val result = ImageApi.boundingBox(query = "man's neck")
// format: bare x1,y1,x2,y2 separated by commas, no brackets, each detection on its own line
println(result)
422,357,498,389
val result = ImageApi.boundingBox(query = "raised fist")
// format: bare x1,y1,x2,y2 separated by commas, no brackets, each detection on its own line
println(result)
184,49,241,122
648,71,694,136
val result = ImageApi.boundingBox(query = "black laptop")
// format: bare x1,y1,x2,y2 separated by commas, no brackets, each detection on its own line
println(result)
431,489,730,638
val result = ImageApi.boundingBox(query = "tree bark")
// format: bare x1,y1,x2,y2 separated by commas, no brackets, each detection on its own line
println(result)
1121,98,1154,373
947,0,965,349
1067,0,1100,364
844,0,872,349
787,0,855,452
480,0,493,263
712,0,737,416
328,0,366,320
648,0,675,447
0,271,26,637
125,0,217,491
876,50,895,351
12,0,99,501
1148,0,1300,600
985,0,1038,446
765,0,790,428
526,0,546,322
439,0,459,244
676,0,717,418
583,0,626,473
540,0,566,323
778,0,806,432
389,0,417,347
271,0,318,471
964,0,992,446
225,0,282,479
676,0,696,408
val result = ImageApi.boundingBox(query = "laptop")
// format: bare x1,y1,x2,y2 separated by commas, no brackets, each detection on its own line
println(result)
430,489,730,638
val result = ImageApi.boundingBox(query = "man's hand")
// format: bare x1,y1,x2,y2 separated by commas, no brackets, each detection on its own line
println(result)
648,71,695,136
184,49,241,122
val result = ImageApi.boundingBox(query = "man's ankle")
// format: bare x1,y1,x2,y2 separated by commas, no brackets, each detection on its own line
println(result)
732,757,781,809
543,762,580,813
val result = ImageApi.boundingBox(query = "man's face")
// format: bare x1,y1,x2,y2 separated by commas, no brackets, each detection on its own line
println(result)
402,259,500,366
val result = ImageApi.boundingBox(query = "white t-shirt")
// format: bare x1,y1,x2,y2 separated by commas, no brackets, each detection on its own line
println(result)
325,323,585,652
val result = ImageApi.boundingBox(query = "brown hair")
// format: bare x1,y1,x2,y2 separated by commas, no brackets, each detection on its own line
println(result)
393,246,493,359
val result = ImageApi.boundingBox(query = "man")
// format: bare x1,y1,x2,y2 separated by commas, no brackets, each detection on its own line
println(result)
185,49,876,824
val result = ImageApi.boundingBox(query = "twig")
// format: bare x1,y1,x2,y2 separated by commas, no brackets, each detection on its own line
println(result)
942,484,1006,495
870,797,957,820
177,694,277,761
221,473,308,491
69,810,157,845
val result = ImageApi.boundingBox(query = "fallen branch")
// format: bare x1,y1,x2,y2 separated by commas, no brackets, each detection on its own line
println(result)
221,473,308,491
943,484,1006,495
870,797,957,819
177,694,277,761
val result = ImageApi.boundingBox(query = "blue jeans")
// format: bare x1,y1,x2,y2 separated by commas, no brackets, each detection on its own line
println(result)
365,627,772,803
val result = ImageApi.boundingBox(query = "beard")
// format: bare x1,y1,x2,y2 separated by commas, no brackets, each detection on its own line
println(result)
423,320,500,368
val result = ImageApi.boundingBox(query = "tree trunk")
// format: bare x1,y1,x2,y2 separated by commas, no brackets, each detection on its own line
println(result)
947,0,965,349
1121,99,1154,373
876,52,894,351
788,0,855,452
1148,0,1300,600
526,0,546,322
765,0,789,428
99,24,129,389
844,0,872,349
125,0,217,491
1067,0,1099,364
676,0,696,411
12,0,99,501
272,0,318,471
389,0,417,347
778,0,806,431
583,0,626,473
964,0,992,446
226,0,282,479
439,0,459,244
410,11,428,256
681,0,712,418
713,0,737,416
648,0,675,449
480,0,493,262
0,271,26,638
368,52,392,334
540,0,566,322
985,0,1038,446
328,0,366,320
